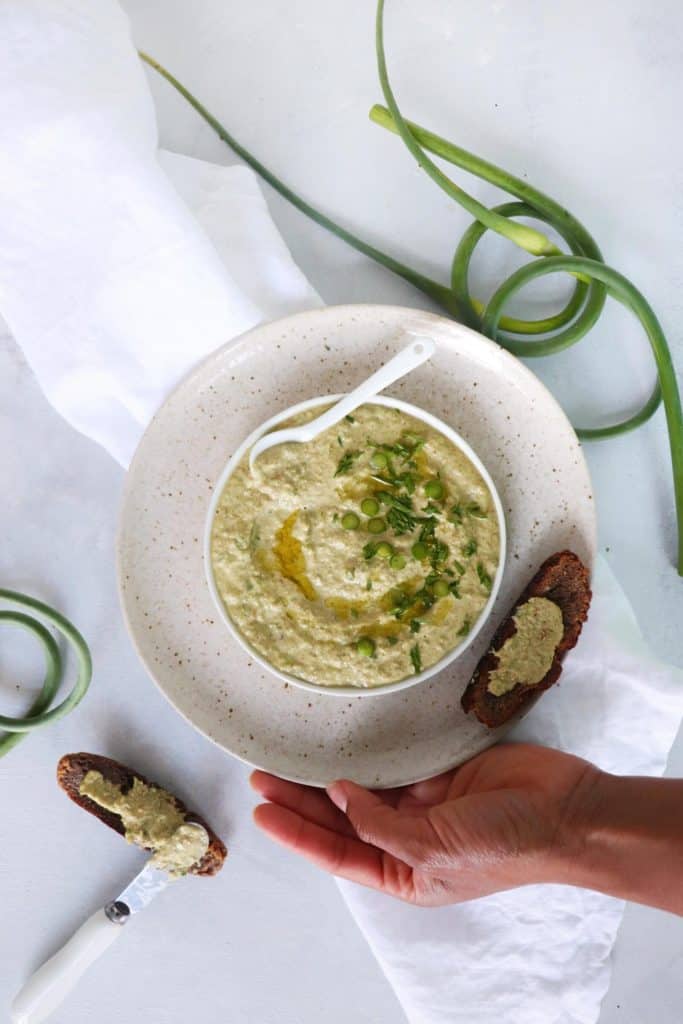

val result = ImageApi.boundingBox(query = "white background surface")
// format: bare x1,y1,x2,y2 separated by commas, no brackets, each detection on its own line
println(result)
2,1,682,1021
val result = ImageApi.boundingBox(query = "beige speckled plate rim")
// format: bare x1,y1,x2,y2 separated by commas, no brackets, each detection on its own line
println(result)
116,302,597,787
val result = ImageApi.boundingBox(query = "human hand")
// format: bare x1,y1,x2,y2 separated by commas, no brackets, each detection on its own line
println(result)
251,743,600,906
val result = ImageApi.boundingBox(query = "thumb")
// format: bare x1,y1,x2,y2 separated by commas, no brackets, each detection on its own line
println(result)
328,780,434,865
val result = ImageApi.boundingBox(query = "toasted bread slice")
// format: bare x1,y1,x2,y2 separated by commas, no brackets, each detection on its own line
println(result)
461,550,591,727
57,752,227,876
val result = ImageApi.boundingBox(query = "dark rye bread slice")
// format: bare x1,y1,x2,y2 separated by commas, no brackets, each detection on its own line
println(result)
57,753,227,877
461,550,591,727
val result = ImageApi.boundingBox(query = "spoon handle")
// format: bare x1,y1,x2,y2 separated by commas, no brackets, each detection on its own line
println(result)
249,335,436,469
297,336,435,440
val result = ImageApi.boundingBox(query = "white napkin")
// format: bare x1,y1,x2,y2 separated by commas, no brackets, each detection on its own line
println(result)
1,4,681,1024
0,0,320,465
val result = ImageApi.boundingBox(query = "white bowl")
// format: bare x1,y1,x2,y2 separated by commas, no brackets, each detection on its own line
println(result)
204,394,506,697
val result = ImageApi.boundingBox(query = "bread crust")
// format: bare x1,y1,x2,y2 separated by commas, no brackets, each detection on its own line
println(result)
57,752,227,876
461,550,591,727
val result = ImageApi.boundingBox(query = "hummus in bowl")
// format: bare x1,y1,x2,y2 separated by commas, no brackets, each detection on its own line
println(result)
205,396,505,695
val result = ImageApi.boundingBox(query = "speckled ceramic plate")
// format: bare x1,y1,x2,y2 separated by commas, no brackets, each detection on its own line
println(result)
118,304,596,788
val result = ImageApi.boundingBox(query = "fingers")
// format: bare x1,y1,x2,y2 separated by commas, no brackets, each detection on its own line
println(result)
250,770,354,836
328,780,436,865
251,771,441,869
253,802,415,899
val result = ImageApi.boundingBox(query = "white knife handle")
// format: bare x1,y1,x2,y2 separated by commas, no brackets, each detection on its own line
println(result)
11,908,124,1024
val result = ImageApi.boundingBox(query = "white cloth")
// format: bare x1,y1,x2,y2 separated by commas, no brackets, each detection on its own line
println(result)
1,3,681,1024
0,0,319,465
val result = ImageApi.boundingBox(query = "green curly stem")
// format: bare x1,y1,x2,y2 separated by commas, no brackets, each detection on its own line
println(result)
375,1,559,260
138,2,683,574
480,255,683,571
139,53,457,315
0,590,92,757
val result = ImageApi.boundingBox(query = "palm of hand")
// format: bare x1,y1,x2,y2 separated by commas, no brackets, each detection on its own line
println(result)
252,743,596,906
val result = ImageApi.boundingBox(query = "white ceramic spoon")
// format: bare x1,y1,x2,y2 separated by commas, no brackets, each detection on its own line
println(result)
249,335,436,470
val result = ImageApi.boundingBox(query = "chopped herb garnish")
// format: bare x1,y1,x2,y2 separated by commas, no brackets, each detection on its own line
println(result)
448,580,461,599
452,559,465,575
387,505,418,535
337,435,343,446
366,578,373,591
362,541,378,560
410,619,422,633
248,522,261,552
402,432,425,451
369,435,424,461
392,590,413,619
334,450,361,476
462,538,477,557
457,618,471,637
449,503,463,525
422,502,440,515
368,439,407,458
401,472,416,494
350,608,359,619
394,492,414,510
418,517,437,542
450,501,488,523
410,643,422,674
431,540,449,566
412,584,436,611
387,635,399,646
477,562,493,593
344,414,355,423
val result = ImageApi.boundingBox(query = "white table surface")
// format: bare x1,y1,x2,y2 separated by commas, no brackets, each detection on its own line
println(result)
2,1,682,1021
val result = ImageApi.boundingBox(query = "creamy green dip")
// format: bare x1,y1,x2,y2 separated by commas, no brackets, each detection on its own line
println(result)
79,771,208,877
211,403,499,687
151,823,209,875
487,596,564,697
